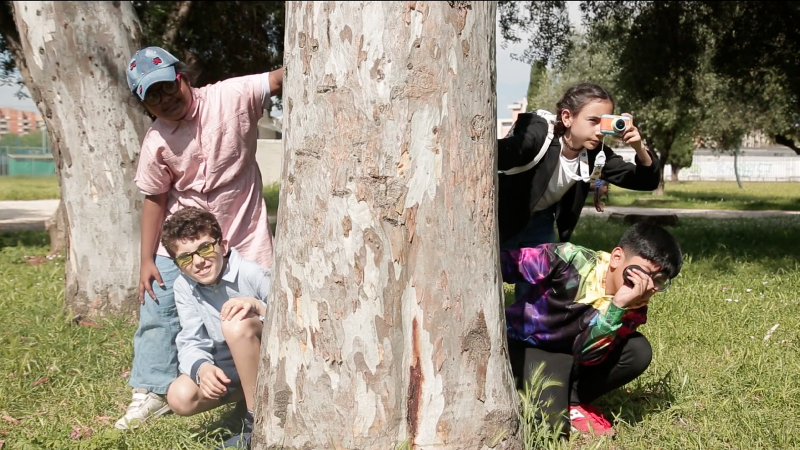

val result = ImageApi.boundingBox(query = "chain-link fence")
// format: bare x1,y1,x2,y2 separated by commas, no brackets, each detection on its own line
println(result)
0,146,54,176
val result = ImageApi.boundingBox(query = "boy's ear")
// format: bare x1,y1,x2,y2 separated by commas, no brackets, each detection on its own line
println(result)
609,247,626,269
220,239,229,254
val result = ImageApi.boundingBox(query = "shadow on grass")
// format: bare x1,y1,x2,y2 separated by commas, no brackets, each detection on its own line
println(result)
0,230,49,249
192,402,249,448
595,370,676,428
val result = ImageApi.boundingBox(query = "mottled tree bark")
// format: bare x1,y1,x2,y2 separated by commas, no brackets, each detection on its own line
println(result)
12,1,150,315
254,2,520,449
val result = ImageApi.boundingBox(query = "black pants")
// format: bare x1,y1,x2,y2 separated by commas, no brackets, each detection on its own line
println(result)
509,333,652,435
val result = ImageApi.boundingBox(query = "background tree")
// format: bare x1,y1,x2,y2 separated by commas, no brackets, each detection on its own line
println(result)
254,2,520,448
525,60,545,112
131,1,285,92
501,1,800,155
665,129,694,182
9,1,150,315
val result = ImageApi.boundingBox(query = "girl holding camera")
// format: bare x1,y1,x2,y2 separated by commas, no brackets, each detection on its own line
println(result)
497,83,662,437
497,82,660,300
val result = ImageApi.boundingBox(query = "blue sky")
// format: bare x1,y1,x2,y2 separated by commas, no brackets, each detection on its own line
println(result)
0,3,582,122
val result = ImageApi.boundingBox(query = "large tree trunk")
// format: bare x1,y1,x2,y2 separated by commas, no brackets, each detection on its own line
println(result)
254,2,520,449
12,2,150,316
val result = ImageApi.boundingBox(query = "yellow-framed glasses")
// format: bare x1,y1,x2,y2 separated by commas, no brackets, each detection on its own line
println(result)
174,239,218,268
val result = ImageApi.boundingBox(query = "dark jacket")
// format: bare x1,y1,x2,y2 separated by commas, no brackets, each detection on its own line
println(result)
497,113,660,245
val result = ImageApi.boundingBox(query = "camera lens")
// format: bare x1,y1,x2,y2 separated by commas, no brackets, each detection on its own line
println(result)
613,118,626,131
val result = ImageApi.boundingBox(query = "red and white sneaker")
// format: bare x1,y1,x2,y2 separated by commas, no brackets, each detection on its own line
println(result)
569,404,616,437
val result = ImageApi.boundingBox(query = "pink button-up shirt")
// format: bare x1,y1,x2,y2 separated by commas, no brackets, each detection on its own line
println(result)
134,73,274,268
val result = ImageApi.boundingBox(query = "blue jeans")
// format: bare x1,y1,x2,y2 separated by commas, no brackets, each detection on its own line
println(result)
129,255,181,395
501,206,557,300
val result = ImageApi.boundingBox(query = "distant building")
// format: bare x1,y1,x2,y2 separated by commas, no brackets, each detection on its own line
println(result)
497,98,527,138
0,108,44,136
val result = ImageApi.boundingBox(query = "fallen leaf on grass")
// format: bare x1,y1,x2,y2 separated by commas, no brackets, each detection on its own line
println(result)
119,370,130,378
69,425,92,440
78,320,103,329
33,377,50,387
1,438,5,448
1,416,19,425
764,323,779,341
93,416,115,425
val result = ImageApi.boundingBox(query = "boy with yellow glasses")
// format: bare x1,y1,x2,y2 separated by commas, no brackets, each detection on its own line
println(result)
161,207,271,449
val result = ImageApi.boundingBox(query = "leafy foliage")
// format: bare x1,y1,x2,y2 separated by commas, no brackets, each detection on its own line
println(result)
525,61,546,112
500,1,800,155
0,1,285,105
498,1,573,65
132,1,284,89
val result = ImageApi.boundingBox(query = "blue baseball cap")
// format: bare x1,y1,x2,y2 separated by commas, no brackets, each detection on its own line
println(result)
126,47,181,100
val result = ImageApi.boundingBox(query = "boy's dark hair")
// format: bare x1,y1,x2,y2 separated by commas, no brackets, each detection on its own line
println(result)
161,207,222,258
618,223,683,279
555,82,615,135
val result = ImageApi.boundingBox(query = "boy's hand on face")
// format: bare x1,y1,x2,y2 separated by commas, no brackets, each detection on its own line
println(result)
220,297,265,321
197,363,230,400
612,267,656,309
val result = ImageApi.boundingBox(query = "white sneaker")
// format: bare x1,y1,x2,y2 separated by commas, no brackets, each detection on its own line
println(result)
114,388,172,430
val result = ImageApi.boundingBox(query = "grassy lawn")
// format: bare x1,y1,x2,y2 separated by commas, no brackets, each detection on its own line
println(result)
0,176,278,212
0,176,60,201
598,181,800,211
1,216,799,449
5,177,798,214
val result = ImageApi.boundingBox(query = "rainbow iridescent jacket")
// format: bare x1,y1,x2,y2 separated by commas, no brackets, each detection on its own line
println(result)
501,242,648,366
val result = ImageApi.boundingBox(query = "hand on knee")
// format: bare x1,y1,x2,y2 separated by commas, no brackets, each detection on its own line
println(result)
221,314,263,342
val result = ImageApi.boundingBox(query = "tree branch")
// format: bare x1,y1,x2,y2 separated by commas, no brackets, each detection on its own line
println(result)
161,1,193,48
774,134,800,155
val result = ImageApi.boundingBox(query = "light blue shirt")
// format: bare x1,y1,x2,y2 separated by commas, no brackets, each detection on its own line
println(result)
173,247,271,381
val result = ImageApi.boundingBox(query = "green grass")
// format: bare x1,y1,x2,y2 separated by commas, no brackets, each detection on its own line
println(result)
597,181,800,211
0,176,60,201
6,178,797,213
0,177,276,207
1,217,799,449
0,176,278,212
262,182,280,216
